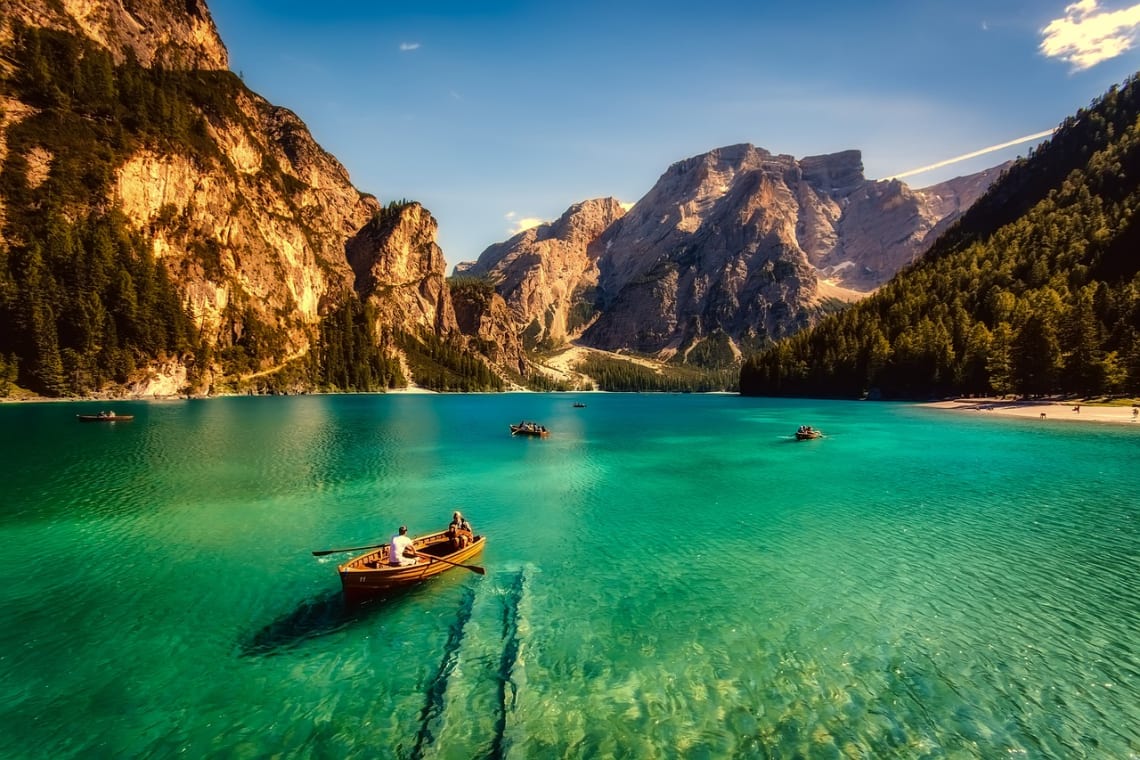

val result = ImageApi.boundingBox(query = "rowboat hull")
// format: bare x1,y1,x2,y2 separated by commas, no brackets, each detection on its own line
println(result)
77,414,134,422
338,530,485,601
510,424,548,437
795,430,822,440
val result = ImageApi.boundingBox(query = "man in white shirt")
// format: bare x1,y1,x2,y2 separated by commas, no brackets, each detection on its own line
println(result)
389,526,418,567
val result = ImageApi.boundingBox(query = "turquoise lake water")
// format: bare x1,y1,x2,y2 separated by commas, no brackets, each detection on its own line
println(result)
0,393,1137,758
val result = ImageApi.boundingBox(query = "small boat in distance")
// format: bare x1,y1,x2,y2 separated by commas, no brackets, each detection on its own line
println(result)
338,530,486,601
795,425,822,440
77,411,134,422
510,421,549,437
573,402,586,408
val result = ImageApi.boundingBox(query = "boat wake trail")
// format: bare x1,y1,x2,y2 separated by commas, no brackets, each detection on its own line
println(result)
412,584,478,757
491,567,530,758
411,565,535,760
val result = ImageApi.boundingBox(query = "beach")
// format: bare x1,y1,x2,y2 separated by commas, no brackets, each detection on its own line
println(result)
923,398,1140,425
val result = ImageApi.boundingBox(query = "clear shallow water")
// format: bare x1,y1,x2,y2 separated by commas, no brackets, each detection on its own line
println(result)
0,394,1137,758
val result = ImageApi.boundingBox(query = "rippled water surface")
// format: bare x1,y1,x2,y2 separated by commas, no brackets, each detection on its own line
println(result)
1,394,1137,758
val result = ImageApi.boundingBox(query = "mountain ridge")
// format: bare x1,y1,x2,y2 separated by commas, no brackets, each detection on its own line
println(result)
460,145,1005,365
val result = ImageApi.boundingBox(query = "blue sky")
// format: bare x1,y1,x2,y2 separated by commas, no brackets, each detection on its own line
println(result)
208,1,1140,269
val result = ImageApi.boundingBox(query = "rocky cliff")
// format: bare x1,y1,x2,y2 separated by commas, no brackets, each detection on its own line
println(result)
112,96,379,363
460,144,1004,363
6,0,228,69
1,0,514,396
458,198,625,348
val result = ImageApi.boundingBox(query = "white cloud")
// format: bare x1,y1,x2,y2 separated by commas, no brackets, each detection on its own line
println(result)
505,212,544,235
511,218,544,234
399,42,421,52
1040,0,1140,71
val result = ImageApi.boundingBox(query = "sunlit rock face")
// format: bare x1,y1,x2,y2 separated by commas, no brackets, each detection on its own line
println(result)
450,285,529,377
348,202,528,377
459,198,626,348
347,202,457,336
111,96,378,358
6,0,229,69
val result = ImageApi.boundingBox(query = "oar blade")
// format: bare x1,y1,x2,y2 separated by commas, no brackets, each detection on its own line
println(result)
311,542,385,557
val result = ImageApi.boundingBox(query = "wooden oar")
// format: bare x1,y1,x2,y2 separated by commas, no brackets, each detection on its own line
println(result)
427,553,486,575
311,542,386,557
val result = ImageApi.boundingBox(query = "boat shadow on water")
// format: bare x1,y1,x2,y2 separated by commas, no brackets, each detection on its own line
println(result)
240,587,417,657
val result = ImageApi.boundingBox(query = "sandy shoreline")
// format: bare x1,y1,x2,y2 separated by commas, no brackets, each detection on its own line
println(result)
921,398,1140,425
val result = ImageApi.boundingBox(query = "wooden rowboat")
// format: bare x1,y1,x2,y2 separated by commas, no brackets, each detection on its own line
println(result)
338,530,485,600
795,426,822,440
77,413,134,422
510,422,548,437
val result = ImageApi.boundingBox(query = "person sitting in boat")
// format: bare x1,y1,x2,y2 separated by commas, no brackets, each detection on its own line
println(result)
388,526,418,567
447,510,472,549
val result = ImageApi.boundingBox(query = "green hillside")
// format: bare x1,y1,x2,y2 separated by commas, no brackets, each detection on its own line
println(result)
740,75,1140,400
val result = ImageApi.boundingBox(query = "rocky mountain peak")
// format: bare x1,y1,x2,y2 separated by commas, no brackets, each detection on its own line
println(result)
347,203,457,336
800,150,865,197
541,197,627,246
457,197,626,348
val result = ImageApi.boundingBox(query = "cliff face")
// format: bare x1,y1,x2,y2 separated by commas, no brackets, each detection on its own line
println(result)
6,0,228,69
587,145,821,356
820,162,1010,290
459,198,625,348
450,285,528,377
2,0,523,395
346,202,457,336
461,144,1003,362
113,97,379,359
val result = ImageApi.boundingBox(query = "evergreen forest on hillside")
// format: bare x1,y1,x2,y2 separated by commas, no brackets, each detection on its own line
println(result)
0,24,215,395
0,23,503,396
741,75,1140,400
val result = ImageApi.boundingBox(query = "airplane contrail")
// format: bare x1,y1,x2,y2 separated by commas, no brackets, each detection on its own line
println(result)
886,129,1057,180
